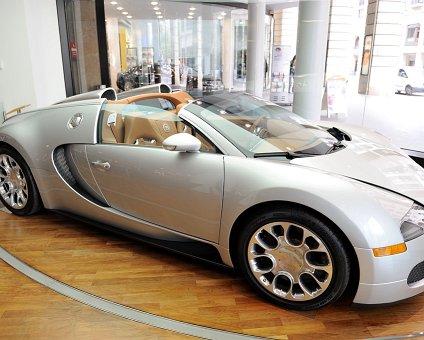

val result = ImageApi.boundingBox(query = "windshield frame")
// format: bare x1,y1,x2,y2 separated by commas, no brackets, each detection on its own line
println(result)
183,93,338,158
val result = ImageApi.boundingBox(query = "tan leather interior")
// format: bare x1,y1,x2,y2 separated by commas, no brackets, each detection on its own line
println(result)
114,91,193,106
102,112,125,143
124,113,179,146
175,103,187,114
102,91,215,150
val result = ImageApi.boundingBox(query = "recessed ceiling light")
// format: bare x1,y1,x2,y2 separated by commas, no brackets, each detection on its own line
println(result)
217,16,223,20
127,15,132,18
187,16,193,19
122,11,128,15
155,11,161,15
221,12,227,16
157,15,163,19
110,1,117,4
189,7,196,11
153,6,159,10
151,1,158,5
116,6,123,10
188,12,194,15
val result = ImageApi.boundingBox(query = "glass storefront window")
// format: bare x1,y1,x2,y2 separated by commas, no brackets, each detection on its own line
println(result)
104,1,271,96
104,1,234,96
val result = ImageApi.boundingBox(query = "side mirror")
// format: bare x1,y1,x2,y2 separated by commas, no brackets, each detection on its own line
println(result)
162,133,201,152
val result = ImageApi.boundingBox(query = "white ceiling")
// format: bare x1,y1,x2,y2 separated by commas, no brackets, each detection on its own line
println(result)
104,1,298,21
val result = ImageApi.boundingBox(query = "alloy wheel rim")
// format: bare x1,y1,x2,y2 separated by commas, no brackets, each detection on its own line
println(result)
247,221,333,302
0,154,28,209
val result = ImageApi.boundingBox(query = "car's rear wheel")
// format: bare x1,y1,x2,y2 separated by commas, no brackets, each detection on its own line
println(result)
0,146,41,216
237,207,351,311
405,85,413,95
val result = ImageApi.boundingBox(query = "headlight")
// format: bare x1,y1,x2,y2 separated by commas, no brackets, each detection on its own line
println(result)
401,203,424,242
351,180,424,243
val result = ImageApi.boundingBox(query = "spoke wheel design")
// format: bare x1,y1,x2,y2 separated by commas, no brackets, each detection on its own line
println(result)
0,154,29,209
237,207,351,310
247,222,333,301
0,146,41,216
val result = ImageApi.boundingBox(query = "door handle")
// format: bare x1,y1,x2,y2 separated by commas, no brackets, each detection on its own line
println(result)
91,160,111,170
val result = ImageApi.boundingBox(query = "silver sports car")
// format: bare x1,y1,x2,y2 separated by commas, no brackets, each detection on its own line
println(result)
1,86,424,311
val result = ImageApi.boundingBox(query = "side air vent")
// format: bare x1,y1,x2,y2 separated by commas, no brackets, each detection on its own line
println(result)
54,87,117,105
53,146,106,207
53,146,77,187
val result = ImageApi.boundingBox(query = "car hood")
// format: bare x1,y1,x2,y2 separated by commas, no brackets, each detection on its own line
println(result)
291,137,424,206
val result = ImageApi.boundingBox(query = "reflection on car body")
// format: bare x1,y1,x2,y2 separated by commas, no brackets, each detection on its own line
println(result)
1,87,424,311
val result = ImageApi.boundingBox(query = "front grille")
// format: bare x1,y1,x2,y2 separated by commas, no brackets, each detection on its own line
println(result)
407,261,424,285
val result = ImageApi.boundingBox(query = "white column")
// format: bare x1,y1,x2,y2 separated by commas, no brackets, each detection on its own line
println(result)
197,16,203,88
222,15,234,90
293,0,330,121
173,20,180,86
246,0,266,97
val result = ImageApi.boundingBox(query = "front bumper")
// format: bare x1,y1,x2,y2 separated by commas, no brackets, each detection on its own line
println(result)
354,235,424,304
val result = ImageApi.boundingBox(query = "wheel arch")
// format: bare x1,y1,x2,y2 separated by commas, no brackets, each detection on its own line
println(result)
228,200,360,294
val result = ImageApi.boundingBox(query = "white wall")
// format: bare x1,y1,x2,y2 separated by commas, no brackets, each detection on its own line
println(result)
0,0,66,113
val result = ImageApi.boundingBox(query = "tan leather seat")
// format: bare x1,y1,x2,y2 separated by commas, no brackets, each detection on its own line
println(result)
102,112,125,143
124,113,178,146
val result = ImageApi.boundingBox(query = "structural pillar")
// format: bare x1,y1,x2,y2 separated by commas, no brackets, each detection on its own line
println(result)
222,15,234,90
246,0,266,97
358,0,403,95
292,0,330,121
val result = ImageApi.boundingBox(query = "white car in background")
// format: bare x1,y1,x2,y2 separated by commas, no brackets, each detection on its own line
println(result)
395,67,424,95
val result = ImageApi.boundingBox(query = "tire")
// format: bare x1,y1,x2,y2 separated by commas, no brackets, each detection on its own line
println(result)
0,146,42,216
405,85,413,96
237,206,351,311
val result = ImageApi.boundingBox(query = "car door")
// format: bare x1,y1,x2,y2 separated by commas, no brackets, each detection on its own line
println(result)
85,143,224,243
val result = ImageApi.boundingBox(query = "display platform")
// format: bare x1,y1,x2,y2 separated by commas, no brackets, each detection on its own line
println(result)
1,211,424,339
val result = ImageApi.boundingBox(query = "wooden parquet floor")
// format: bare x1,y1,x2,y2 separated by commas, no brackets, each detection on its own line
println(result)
1,210,424,339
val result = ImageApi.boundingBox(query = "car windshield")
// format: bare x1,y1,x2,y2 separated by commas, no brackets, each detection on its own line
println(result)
184,93,338,157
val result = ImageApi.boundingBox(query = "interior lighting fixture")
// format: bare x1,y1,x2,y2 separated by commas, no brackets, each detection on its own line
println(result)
189,7,196,11
155,11,162,15
187,16,193,19
153,6,160,10
217,16,223,20
151,1,158,5
157,15,163,19
188,12,194,15
127,15,132,18
221,12,226,15
110,1,117,4
122,11,128,15
116,6,123,10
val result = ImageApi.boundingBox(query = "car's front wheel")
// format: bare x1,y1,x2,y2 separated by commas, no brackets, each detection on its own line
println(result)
0,146,42,216
237,206,351,311
405,85,413,95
